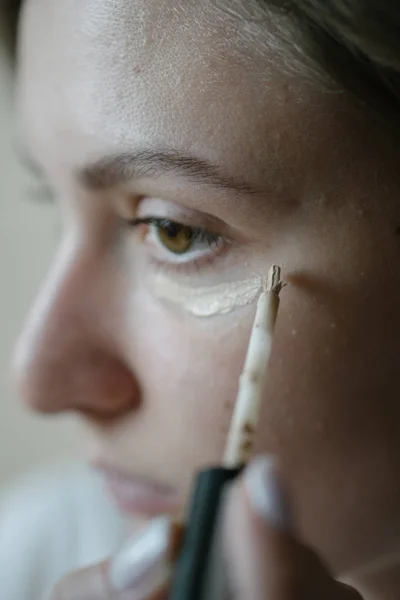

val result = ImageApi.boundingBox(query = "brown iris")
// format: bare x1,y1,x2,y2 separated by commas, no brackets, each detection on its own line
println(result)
157,221,194,255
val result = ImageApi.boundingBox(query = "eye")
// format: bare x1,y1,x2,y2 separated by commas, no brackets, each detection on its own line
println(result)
131,217,223,265
153,220,198,255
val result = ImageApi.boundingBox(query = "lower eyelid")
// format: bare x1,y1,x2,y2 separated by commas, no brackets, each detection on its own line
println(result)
146,251,222,274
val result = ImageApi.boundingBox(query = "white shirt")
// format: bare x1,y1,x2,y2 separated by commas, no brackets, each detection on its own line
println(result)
0,464,127,600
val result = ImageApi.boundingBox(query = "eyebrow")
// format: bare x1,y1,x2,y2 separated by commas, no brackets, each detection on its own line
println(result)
78,148,259,195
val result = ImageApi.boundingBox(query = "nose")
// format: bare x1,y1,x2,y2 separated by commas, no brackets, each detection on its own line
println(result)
13,237,139,419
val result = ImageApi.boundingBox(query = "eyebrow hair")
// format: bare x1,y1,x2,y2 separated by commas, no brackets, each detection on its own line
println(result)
78,148,259,195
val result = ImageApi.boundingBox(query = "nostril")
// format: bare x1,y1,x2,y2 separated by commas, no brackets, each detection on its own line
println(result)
76,400,136,427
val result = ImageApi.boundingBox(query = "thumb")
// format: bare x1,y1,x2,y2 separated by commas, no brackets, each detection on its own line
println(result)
223,456,362,600
48,517,172,600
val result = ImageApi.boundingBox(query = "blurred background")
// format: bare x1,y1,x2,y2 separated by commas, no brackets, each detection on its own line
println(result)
0,23,127,600
0,42,79,489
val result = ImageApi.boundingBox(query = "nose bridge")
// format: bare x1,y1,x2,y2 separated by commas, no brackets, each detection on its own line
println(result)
13,235,137,416
13,234,94,405
15,233,87,359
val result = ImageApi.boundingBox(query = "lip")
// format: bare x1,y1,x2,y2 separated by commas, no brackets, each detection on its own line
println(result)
93,463,181,518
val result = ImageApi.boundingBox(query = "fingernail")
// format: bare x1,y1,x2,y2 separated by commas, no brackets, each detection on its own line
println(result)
243,455,293,531
109,516,172,595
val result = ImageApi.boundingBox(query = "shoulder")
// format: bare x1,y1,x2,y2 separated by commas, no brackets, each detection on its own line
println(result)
0,463,127,600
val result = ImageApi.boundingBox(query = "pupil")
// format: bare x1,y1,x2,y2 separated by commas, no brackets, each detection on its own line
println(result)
165,223,190,240
166,223,179,238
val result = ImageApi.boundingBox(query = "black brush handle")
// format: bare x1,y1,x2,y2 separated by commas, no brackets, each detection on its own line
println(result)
170,466,242,600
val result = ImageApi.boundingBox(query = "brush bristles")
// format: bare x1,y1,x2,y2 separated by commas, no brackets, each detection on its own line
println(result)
224,265,283,468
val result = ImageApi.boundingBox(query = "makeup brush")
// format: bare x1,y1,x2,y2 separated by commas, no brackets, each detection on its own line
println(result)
169,265,283,600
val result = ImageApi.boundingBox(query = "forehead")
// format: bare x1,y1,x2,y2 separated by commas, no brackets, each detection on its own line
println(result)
17,0,330,188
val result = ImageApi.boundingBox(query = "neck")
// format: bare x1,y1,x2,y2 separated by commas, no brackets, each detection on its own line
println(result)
347,560,400,600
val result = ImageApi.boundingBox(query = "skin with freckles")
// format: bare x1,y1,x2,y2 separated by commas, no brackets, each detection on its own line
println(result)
13,0,400,596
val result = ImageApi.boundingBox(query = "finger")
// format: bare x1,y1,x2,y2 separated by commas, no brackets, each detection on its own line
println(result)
48,517,172,600
223,456,363,600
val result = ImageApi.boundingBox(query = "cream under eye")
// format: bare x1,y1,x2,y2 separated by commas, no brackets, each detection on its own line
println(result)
131,217,224,265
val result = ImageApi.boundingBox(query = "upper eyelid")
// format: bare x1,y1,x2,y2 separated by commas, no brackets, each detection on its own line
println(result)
135,201,236,240
14,146,253,236
138,218,240,252
131,216,217,233
132,217,223,246
19,159,243,244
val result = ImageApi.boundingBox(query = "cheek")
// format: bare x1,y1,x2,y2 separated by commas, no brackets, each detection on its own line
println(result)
126,287,255,462
255,275,400,571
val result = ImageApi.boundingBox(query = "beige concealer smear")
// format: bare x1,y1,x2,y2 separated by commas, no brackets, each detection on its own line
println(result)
150,273,261,318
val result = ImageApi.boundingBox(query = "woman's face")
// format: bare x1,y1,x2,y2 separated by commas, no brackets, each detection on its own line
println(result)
14,0,400,577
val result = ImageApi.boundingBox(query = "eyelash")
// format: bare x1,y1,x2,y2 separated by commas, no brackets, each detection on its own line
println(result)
26,185,227,274
130,217,225,272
